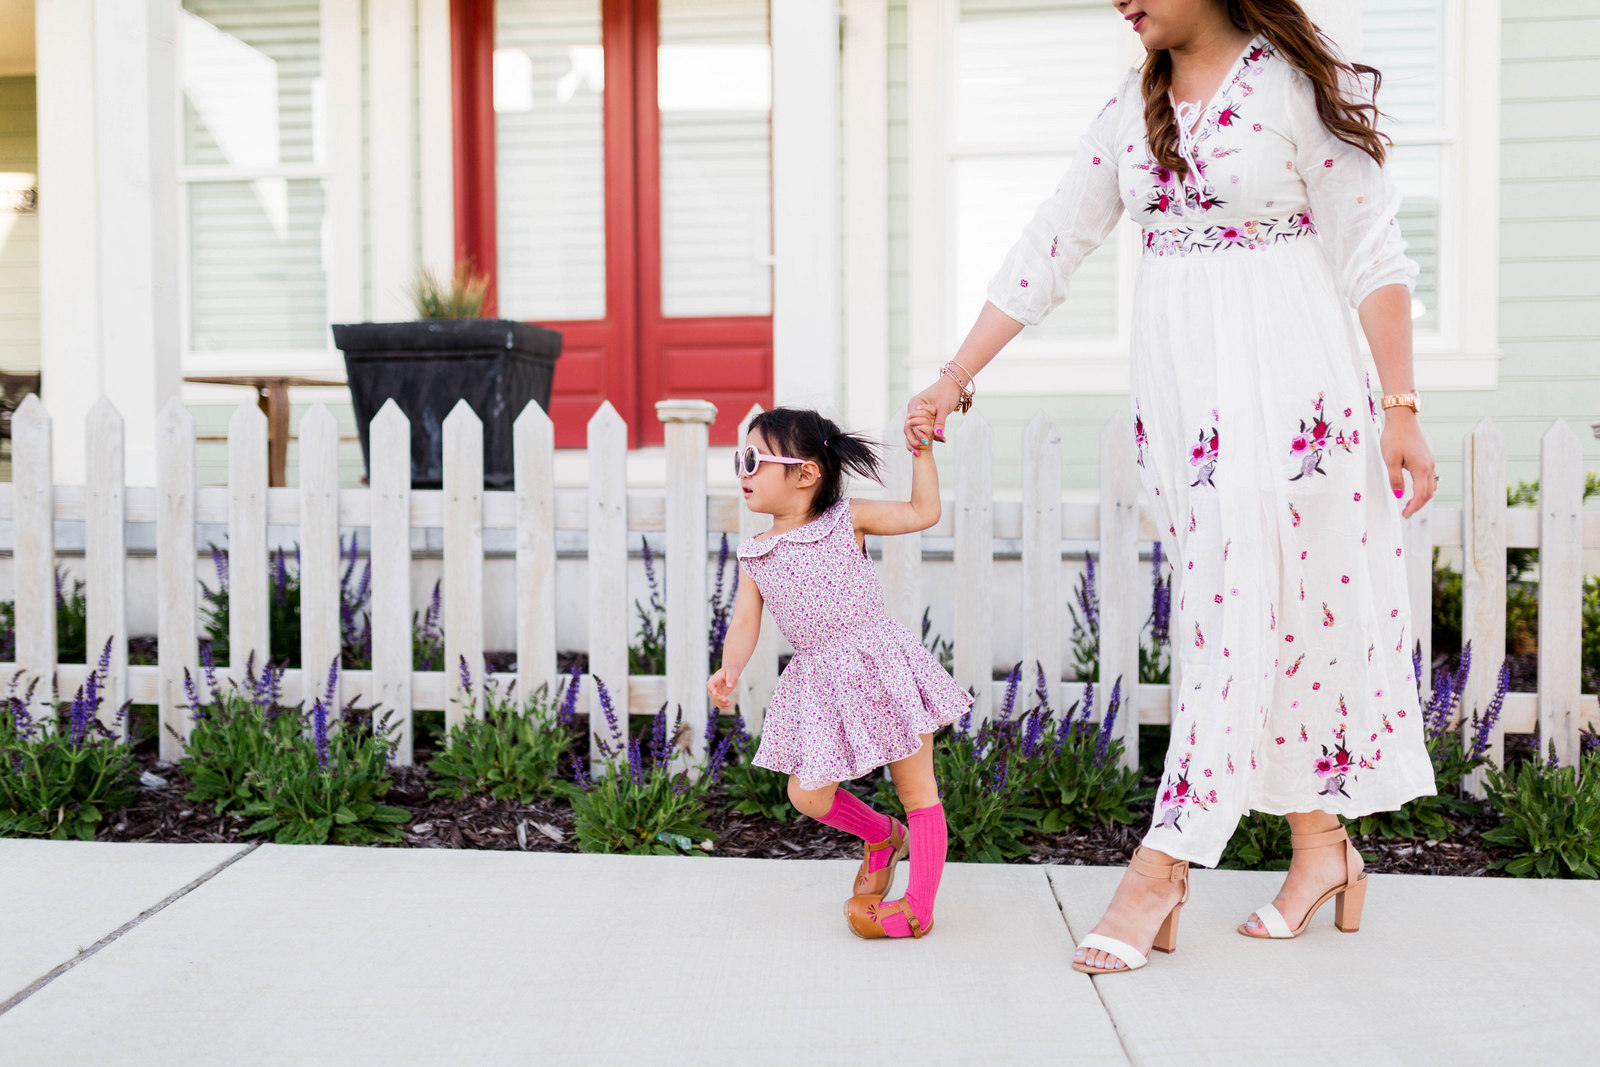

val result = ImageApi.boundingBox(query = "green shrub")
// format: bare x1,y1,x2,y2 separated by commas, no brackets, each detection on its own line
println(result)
1217,812,1293,871
178,653,409,845
0,641,137,840
871,665,1055,863
1038,677,1149,831
427,659,579,802
1482,747,1600,878
0,565,90,664
410,260,489,319
717,710,796,821
564,680,725,855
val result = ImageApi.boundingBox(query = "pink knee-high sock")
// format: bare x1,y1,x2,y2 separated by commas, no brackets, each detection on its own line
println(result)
880,804,946,937
815,789,897,872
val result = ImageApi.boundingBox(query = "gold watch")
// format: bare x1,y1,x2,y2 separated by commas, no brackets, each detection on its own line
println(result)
1380,391,1421,414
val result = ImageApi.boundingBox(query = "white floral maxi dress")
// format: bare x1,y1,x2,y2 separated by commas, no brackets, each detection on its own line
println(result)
987,36,1435,868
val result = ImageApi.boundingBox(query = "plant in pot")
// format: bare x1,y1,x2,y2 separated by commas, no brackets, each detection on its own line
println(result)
332,262,561,489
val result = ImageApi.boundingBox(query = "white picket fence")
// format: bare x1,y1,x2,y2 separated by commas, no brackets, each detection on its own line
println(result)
2,394,1596,774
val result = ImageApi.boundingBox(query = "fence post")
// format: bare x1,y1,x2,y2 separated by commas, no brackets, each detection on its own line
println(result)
587,402,630,761
1099,412,1141,770
514,399,557,705
299,404,343,711
1022,412,1062,710
11,396,54,713
879,415,923,634
442,399,485,727
227,401,269,688
1460,417,1507,796
86,398,127,731
659,399,717,760
1537,419,1583,770
370,400,414,764
737,404,778,733
156,398,197,761
955,411,994,721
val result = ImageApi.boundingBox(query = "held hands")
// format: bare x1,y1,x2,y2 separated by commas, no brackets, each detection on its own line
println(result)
707,665,741,710
1380,409,1437,518
903,375,965,453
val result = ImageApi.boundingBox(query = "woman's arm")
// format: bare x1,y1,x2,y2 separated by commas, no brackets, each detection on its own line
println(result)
852,441,941,537
904,304,1025,450
707,568,763,709
1359,282,1436,517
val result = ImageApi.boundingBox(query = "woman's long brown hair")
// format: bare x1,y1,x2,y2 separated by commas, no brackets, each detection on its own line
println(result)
1143,0,1389,180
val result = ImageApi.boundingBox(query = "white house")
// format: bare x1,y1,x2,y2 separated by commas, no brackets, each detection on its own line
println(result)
0,0,1595,497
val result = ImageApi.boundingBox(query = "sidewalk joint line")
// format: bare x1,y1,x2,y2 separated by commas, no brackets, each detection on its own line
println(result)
0,841,264,1018
1045,867,1136,1067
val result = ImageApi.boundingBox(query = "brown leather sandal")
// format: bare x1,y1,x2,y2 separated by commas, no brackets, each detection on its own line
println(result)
853,818,908,897
845,894,932,940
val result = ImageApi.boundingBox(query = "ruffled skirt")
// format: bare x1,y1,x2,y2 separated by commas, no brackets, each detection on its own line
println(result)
752,617,973,790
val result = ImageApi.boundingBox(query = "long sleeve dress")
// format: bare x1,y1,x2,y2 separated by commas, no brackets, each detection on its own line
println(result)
987,34,1435,868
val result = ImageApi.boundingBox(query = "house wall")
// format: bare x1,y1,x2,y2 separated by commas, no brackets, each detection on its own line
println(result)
0,74,37,375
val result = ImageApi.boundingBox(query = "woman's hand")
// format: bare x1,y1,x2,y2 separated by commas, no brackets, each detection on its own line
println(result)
1380,409,1436,518
707,665,740,710
903,374,963,452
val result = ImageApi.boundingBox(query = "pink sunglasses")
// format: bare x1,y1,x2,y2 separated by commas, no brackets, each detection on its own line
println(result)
734,445,805,479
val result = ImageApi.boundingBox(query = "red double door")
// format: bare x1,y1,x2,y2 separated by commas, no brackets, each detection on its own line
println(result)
452,0,773,448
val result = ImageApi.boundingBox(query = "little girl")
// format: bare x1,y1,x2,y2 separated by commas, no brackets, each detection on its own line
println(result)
707,406,971,939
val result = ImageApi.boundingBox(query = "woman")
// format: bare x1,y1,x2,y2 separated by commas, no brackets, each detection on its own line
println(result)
905,0,1438,973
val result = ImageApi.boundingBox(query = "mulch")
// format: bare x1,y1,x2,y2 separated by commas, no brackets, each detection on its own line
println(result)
92,746,1513,878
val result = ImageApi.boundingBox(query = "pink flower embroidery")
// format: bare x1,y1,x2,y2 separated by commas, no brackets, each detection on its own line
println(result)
1290,434,1310,454
1019,279,1029,288
1314,756,1335,778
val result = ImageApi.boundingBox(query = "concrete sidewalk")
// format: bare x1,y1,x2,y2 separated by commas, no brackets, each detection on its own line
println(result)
1,841,1595,1065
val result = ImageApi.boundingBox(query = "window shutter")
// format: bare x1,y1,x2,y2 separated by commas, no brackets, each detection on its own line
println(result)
953,2,1124,345
181,0,327,352
495,0,607,322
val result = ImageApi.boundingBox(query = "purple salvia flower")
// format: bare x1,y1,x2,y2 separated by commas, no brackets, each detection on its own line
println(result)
1412,641,1423,698
595,676,623,745
356,561,372,609
1000,663,1021,722
1471,660,1510,759
273,549,288,608
627,735,644,786
183,667,203,719
1082,553,1099,636
323,659,340,708
1095,676,1122,766
641,536,660,605
557,659,581,729
571,756,593,791
67,685,91,746
707,735,732,781
650,703,669,765
457,655,473,701
209,544,230,594
1034,662,1051,715
312,697,330,771
199,641,218,702
424,581,442,637
1022,706,1046,758
990,752,1010,794
1081,681,1094,726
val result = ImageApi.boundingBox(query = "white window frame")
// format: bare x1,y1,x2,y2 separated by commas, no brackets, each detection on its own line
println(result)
907,0,1501,396
174,0,365,383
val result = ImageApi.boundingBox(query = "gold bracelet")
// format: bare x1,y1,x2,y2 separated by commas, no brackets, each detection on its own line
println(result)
946,358,976,389
940,364,975,413
1380,391,1421,414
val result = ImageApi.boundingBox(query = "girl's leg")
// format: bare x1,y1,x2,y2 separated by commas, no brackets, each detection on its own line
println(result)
874,733,945,937
1240,810,1364,937
791,776,897,857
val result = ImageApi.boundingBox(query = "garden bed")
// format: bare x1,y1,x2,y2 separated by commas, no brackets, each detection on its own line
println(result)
94,747,1512,878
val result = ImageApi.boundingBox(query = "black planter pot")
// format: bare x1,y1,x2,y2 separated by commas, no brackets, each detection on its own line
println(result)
333,319,562,489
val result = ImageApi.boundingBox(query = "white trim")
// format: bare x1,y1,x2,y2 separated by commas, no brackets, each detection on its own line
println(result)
36,0,101,485
181,351,349,380
842,0,890,430
322,0,365,327
1450,0,1500,385
905,0,951,392
771,0,841,413
368,0,419,322
417,0,455,274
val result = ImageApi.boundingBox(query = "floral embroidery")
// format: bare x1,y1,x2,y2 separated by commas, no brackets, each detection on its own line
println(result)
1189,426,1219,487
1134,403,1148,468
1143,213,1316,257
1288,391,1351,481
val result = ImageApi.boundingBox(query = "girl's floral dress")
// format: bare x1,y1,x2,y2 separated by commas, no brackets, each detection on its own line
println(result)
738,499,973,790
988,35,1435,867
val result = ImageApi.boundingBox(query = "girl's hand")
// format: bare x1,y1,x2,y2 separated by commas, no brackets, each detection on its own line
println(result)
903,375,964,452
1380,410,1436,518
707,666,740,710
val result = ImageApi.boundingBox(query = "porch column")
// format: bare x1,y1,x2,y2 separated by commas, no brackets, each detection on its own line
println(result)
770,0,841,415
36,0,180,485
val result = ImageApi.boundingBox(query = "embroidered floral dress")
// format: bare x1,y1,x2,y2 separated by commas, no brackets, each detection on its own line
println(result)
988,36,1435,867
737,499,973,790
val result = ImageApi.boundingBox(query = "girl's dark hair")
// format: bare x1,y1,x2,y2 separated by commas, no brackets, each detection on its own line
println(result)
747,407,883,518
1142,0,1389,181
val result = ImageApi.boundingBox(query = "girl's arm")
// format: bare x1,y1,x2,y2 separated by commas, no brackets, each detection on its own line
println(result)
850,443,940,537
707,567,763,709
